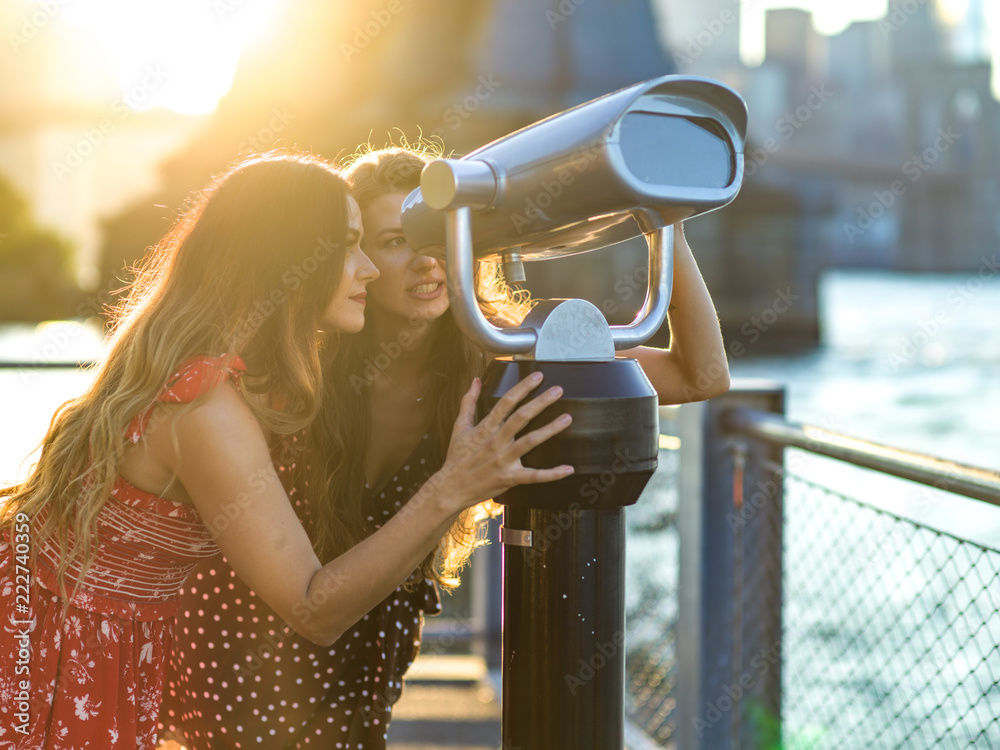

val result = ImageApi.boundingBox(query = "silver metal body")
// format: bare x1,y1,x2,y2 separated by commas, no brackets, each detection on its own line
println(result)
411,74,747,358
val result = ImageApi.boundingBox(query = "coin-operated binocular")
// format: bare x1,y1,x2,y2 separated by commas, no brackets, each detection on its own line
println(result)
402,75,747,750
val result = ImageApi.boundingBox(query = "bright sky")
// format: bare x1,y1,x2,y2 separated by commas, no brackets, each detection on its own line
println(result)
57,0,282,114
41,0,1000,114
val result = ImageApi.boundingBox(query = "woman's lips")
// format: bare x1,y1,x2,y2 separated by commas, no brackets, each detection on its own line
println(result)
349,292,367,306
409,281,444,299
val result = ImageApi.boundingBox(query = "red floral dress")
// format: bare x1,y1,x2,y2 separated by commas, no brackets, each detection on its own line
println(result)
0,355,244,749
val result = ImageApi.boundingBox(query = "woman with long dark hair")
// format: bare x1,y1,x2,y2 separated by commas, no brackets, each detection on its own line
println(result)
0,149,570,749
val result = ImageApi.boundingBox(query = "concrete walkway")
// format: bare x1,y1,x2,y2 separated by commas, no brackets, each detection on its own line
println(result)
386,655,661,750
387,655,501,750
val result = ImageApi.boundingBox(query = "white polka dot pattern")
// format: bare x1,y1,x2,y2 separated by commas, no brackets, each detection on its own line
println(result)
158,434,441,749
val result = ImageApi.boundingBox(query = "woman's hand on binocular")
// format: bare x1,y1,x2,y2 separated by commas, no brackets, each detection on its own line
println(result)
433,373,574,513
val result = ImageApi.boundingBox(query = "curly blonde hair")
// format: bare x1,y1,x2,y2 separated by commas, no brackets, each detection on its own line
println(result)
305,144,531,589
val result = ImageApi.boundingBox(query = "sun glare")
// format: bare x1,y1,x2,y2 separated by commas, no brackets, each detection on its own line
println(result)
936,0,969,27
57,0,282,115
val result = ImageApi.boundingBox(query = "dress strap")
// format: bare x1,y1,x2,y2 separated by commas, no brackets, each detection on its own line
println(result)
127,354,247,443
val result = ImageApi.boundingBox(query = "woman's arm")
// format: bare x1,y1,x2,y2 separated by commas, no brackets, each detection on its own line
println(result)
164,373,571,646
620,222,731,405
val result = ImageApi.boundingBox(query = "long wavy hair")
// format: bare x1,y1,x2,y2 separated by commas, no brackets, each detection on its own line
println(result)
0,150,353,594
305,144,531,589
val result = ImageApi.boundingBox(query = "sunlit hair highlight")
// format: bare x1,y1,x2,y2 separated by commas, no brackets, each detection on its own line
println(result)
0,150,352,596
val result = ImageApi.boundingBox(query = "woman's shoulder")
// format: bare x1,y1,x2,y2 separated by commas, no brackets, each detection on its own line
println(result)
120,355,259,505
127,354,248,444
141,367,268,475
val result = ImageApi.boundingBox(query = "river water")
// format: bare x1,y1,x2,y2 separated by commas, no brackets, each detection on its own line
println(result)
734,268,1000,473
729,268,1000,552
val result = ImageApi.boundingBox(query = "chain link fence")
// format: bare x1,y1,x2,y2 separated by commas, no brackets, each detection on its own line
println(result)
782,460,1000,749
625,441,682,748
622,433,1000,749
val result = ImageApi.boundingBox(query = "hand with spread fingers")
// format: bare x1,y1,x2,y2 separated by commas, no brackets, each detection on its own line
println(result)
431,372,574,511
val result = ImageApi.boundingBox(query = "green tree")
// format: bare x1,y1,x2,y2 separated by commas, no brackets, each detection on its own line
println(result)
0,174,81,322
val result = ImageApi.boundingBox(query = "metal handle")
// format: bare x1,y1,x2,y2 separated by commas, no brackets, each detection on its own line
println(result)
609,226,674,350
443,209,673,355
445,206,537,354
500,526,533,547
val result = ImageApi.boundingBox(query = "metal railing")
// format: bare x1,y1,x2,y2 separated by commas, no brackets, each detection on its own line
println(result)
0,360,98,369
625,382,1000,750
725,407,1000,507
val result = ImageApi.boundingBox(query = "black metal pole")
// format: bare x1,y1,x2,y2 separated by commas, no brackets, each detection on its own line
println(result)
502,505,626,749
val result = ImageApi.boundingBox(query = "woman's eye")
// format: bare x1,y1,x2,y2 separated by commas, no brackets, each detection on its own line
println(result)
386,235,407,248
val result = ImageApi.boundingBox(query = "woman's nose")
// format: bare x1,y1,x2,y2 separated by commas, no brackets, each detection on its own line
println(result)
359,250,380,281
412,253,438,271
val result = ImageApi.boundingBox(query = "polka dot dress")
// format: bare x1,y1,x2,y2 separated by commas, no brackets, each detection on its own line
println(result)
157,434,441,749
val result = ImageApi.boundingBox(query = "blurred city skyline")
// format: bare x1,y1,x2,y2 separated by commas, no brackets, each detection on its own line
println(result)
1,0,998,345
2,1,995,236
735,0,995,67
10,2,998,114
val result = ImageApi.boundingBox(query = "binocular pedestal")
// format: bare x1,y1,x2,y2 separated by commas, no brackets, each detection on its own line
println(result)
400,69,748,749
502,504,627,748
479,358,658,750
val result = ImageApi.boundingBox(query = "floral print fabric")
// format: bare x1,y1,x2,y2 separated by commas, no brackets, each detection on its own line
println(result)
0,355,244,749
158,434,441,750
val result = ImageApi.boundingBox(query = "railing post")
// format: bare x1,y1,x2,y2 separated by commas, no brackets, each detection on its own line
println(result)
676,380,785,750
482,514,503,672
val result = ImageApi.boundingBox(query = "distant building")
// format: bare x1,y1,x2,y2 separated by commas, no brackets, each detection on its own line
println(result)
832,1,1000,271
656,0,741,78
730,2,1000,274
